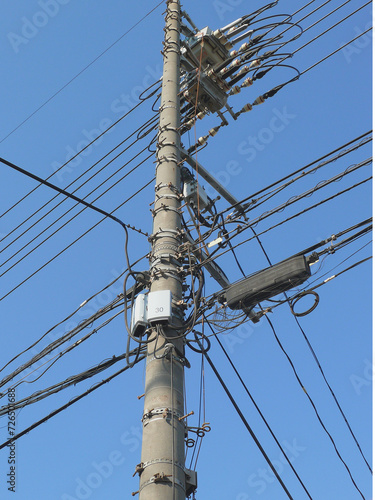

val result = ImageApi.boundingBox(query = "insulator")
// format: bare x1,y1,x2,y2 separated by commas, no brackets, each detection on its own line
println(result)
185,119,194,129
197,135,208,146
231,58,241,68
241,77,253,88
207,69,215,78
249,59,261,68
241,103,253,113
197,111,205,120
230,49,238,57
213,29,221,38
240,42,250,52
220,67,229,75
237,65,249,76
230,86,241,95
227,26,238,36
208,126,220,137
253,95,265,106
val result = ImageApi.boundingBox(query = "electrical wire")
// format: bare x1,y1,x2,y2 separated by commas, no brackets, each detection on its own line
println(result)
263,313,366,499
205,316,314,499
198,176,371,271
0,300,125,392
0,114,158,247
0,178,154,302
194,337,296,500
0,349,144,416
198,160,371,258
0,150,153,276
216,131,372,219
300,27,372,77
0,1,165,145
0,353,145,451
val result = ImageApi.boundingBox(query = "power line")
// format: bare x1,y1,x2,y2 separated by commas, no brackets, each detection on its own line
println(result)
195,337,296,500
205,318,314,499
0,353,145,451
199,176,371,269
263,313,367,499
0,150,153,276
301,27,372,76
243,216,373,475
0,114,158,247
199,159,371,257
0,98,147,220
0,155,152,283
0,1,164,144
217,132,372,218
0,178,154,302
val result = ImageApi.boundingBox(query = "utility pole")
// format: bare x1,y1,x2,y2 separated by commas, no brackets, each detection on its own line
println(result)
137,1,186,499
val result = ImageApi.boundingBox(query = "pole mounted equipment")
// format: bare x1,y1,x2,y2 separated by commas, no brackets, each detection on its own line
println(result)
137,1,189,499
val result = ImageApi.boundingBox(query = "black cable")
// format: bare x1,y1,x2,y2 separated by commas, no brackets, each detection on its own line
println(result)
0,156,134,236
0,177,154,302
0,99,146,221
195,337,296,500
0,351,140,416
0,353,145,451
197,176,371,271
0,115,157,247
205,317,314,499
294,2,371,57
300,27,372,76
199,161,371,260
0,150,153,276
263,314,366,499
217,132,372,218
0,1,164,145
0,300,124,391
246,213,373,476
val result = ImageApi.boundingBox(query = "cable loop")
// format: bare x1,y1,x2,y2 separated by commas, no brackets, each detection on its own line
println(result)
290,291,319,317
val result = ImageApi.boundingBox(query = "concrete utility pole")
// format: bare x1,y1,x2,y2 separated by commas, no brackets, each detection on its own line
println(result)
138,1,186,499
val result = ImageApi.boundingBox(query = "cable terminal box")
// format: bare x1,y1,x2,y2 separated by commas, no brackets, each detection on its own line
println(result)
131,290,173,337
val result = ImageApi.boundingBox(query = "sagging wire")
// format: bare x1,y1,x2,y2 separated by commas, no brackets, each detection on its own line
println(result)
0,352,145,451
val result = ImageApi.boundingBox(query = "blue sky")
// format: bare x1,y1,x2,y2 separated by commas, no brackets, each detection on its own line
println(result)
0,1,372,499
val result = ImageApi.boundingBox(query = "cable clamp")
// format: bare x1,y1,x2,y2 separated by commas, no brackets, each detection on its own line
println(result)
138,474,185,494
142,407,184,425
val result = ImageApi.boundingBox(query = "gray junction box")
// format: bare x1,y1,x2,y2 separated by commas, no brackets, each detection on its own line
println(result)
225,255,312,310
